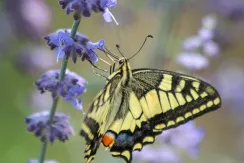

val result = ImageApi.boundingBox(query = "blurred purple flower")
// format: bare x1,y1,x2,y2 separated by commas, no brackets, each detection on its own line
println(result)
178,15,220,70
134,147,181,163
25,112,74,143
59,0,118,24
198,28,214,42
27,159,58,163
201,14,217,30
35,69,87,110
45,31,75,61
14,45,55,76
134,122,204,163
176,53,209,71
45,29,105,63
158,122,205,159
102,0,119,25
203,41,220,57
209,0,244,21
182,36,202,51
64,85,85,110
6,0,51,39
211,62,244,110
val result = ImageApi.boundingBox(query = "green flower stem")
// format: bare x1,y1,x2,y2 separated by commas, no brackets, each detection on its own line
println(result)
38,19,81,163
38,141,47,163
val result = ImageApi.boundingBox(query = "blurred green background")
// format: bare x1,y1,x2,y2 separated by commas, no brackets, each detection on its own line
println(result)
1,0,244,163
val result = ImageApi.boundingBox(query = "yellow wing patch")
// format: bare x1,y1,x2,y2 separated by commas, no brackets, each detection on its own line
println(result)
129,92,142,119
159,74,173,91
139,97,151,118
145,90,162,116
159,91,171,113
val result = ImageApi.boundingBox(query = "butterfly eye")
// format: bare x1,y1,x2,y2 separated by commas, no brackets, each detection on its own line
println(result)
119,59,124,64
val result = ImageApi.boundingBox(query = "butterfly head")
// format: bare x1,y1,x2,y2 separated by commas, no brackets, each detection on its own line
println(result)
118,58,125,65
114,57,129,72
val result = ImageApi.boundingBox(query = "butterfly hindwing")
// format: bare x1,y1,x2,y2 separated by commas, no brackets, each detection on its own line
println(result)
104,69,221,162
80,74,122,163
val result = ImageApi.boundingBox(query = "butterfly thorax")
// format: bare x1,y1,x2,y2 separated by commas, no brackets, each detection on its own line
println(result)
119,59,133,86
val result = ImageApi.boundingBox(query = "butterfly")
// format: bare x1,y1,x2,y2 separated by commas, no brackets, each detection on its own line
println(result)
80,37,221,163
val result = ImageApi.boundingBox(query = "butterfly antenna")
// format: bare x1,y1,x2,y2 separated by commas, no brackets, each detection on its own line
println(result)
116,44,126,58
128,35,153,61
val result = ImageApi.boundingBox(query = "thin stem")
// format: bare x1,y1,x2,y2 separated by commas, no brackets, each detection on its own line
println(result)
38,141,48,163
38,19,81,163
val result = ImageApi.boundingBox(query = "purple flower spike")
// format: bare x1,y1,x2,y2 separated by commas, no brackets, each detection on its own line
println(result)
27,159,58,163
177,14,220,71
101,0,118,25
134,147,181,163
25,112,74,143
158,122,204,159
45,29,105,63
44,30,74,61
182,36,202,51
35,69,87,110
87,39,105,51
58,0,118,24
135,122,204,163
176,53,209,71
203,41,220,57
64,85,86,110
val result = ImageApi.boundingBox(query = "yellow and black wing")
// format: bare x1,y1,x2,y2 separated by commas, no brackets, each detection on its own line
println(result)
80,74,122,163
104,69,221,162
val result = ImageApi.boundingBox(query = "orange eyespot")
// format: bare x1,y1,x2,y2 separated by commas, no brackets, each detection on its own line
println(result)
102,132,115,147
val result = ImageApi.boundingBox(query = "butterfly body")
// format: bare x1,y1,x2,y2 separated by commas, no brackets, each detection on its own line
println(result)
80,58,221,163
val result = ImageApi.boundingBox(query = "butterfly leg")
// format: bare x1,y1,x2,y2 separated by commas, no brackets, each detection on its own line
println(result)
87,60,108,73
92,66,109,81
103,52,116,63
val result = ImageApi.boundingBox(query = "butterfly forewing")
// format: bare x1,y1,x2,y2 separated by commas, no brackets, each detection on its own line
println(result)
108,69,221,162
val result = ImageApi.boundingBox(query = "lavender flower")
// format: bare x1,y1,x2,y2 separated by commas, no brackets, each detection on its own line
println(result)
211,62,244,111
27,159,58,163
158,122,204,159
59,0,118,24
134,147,181,163
176,53,209,71
210,0,244,21
198,28,214,42
25,112,74,143
177,15,220,71
134,122,204,163
101,0,119,25
203,41,220,57
201,15,217,30
44,29,105,63
182,36,202,51
64,85,85,110
35,69,87,110
45,30,74,61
